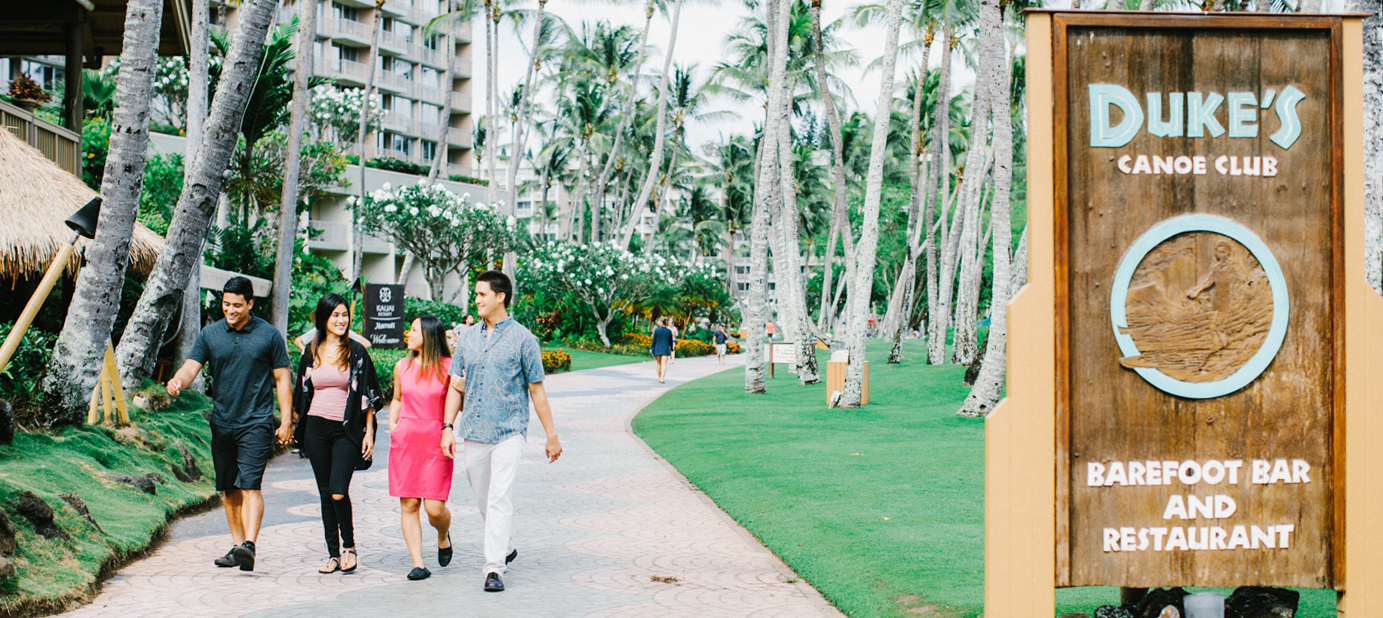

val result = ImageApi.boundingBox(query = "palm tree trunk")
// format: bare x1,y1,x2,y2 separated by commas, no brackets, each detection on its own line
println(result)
353,1,384,281
1010,224,1028,297
773,76,818,383
502,0,549,276
926,28,952,364
567,147,589,241
176,0,211,391
882,46,933,358
486,6,499,204
591,0,655,230
840,0,905,408
427,0,457,183
114,0,280,389
1353,0,1383,294
41,0,165,425
619,0,684,250
809,0,854,335
960,4,1013,416
272,0,318,336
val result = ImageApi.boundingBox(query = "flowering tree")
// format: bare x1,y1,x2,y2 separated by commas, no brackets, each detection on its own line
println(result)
309,84,383,147
357,184,512,301
523,243,680,347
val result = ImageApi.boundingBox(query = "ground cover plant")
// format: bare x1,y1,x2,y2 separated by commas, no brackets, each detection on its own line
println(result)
0,387,217,616
632,340,1337,618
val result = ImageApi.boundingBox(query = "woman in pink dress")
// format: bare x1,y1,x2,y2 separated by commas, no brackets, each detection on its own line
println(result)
388,315,455,581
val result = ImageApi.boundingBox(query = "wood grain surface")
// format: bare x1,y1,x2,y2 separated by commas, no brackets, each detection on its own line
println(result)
1057,18,1341,589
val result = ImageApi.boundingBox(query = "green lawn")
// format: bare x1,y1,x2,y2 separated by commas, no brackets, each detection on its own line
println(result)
632,340,1337,618
543,345,650,372
0,388,217,615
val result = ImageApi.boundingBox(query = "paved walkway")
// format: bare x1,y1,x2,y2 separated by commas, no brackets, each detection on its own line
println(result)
62,355,844,618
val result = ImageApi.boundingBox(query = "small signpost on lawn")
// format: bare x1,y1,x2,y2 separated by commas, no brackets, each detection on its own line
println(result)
363,283,406,349
987,10,1383,616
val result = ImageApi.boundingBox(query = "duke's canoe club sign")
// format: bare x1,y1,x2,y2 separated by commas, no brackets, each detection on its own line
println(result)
982,13,1383,615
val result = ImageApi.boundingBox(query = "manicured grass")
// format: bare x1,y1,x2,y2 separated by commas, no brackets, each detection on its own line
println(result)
543,346,650,372
0,388,217,615
632,340,1337,618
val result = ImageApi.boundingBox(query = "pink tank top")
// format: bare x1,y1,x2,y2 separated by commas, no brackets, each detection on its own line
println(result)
307,363,349,422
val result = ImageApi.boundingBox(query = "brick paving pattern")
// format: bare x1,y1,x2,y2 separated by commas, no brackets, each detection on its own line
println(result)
61,355,844,618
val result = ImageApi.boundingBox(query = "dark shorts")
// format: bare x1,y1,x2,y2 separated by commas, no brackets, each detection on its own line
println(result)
210,419,275,492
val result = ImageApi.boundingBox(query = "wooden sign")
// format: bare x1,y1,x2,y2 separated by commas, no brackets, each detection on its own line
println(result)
984,11,1383,617
1059,14,1341,589
363,283,406,349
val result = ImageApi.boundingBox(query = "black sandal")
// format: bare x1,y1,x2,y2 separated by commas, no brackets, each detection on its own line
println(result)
318,557,341,574
341,548,358,573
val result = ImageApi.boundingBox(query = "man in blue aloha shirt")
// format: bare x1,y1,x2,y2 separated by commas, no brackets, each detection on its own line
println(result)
441,270,562,593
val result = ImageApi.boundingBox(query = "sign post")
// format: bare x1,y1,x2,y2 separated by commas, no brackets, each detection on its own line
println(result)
363,283,406,349
987,11,1380,616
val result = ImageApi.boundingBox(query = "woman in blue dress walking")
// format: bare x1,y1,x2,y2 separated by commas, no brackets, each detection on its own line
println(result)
651,317,675,383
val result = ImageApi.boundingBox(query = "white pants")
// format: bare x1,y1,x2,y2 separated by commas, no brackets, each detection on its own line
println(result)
464,435,524,575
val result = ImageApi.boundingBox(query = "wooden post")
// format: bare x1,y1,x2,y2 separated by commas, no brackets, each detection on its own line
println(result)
103,344,130,425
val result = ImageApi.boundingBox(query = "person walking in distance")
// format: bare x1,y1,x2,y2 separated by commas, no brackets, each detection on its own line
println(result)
713,324,729,365
166,277,292,572
667,318,680,364
389,315,456,581
290,294,384,574
441,271,562,593
651,317,674,383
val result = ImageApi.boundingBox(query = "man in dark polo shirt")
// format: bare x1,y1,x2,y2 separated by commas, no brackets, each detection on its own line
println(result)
166,277,292,572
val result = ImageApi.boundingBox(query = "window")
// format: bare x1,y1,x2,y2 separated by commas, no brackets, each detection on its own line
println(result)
333,2,358,21
421,140,437,161
421,103,441,124
381,17,394,32
390,134,411,156
396,60,413,81
422,67,440,88
735,266,749,275
768,282,777,290
736,283,750,292
335,44,358,63
423,35,439,51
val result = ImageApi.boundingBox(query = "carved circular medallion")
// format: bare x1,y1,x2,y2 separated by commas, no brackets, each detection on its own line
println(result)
1109,215,1289,399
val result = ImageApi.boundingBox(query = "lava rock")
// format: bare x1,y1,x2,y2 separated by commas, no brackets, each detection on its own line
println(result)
145,472,166,486
177,442,202,482
11,491,68,540
59,493,104,534
0,556,14,578
0,399,12,446
1136,587,1189,618
1094,605,1137,618
104,473,157,495
1226,586,1299,618
0,509,16,555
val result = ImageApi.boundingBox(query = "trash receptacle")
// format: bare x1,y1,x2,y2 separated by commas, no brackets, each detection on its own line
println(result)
826,354,868,405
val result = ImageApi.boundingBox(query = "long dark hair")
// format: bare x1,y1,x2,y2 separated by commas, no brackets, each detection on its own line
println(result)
312,294,351,369
408,314,451,383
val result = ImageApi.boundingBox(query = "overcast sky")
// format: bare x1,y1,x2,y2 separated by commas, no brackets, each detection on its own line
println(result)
470,1,974,158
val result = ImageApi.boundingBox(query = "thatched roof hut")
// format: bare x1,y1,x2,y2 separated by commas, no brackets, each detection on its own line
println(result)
0,127,163,280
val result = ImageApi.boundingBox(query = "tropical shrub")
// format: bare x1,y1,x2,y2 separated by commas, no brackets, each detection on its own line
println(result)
674,339,715,357
522,243,681,348
0,322,56,406
448,174,489,186
309,84,383,146
367,157,430,175
405,297,468,327
82,116,112,190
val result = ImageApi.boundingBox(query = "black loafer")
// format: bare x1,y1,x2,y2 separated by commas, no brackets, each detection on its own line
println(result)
407,567,431,581
506,549,517,565
484,572,504,592
232,541,255,572
438,534,452,567
214,548,237,568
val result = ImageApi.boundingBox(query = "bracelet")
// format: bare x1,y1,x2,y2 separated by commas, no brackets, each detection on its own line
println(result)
441,423,454,429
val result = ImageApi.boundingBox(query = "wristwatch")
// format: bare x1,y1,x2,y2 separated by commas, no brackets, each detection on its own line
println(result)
442,423,454,429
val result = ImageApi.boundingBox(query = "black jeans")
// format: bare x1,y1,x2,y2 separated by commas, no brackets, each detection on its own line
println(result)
304,415,359,558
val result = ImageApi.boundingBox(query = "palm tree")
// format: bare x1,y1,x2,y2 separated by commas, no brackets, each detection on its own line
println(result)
175,0,212,390
114,0,283,391
426,0,481,183
353,0,385,280
273,0,320,336
502,3,562,277
839,0,906,407
618,0,688,250
41,0,166,424
589,0,663,237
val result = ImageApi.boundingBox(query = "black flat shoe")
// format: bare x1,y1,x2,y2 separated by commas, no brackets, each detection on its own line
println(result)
340,548,358,573
506,549,517,565
438,534,453,567
232,541,255,572
214,547,237,568
407,567,431,581
484,572,504,592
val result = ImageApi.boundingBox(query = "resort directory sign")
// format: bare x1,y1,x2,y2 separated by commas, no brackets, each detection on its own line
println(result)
1057,15,1342,589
